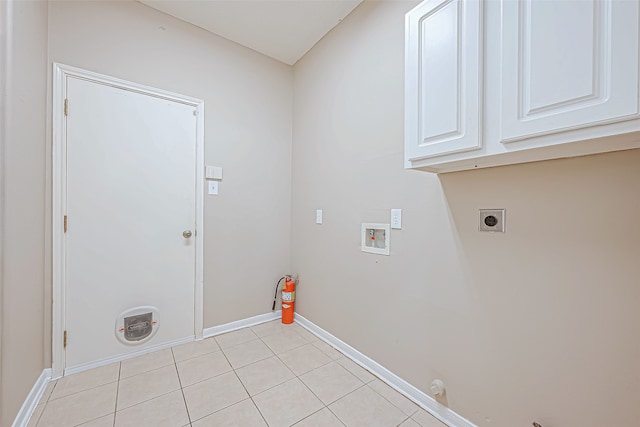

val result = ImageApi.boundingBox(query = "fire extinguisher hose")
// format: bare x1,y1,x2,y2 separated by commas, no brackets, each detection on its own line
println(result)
271,276,286,311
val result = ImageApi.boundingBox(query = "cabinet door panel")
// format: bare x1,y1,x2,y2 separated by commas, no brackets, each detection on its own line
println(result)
405,0,482,164
501,0,639,143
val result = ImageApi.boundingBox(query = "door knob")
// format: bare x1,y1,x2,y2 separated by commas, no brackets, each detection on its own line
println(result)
183,230,192,239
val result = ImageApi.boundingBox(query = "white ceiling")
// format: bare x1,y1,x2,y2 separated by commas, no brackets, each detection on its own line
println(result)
138,0,363,65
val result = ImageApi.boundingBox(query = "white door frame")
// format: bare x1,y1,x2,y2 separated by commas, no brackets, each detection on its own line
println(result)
52,63,205,379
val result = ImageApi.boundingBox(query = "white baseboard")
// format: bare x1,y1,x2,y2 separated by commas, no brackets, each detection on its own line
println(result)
12,368,51,427
203,310,281,338
62,310,282,377
63,335,194,377
24,311,472,427
295,314,477,427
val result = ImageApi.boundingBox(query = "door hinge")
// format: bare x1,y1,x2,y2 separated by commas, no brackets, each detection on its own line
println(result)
63,330,67,348
64,215,68,233
64,99,69,116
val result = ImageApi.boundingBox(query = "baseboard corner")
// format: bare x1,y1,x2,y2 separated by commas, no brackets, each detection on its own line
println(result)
12,368,52,427
294,313,477,427
203,310,282,338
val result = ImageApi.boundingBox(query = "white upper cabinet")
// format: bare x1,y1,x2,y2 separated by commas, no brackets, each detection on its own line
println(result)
405,0,640,173
500,0,639,143
404,0,482,166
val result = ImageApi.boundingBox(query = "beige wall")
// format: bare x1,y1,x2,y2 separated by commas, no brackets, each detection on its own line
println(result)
291,1,640,426
1,0,49,425
47,0,293,334
2,1,293,421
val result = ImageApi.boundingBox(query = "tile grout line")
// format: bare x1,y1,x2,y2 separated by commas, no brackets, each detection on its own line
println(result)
173,347,193,425
255,321,371,424
296,325,421,421
44,378,120,404
365,380,421,419
325,403,349,427
250,325,302,426
395,415,412,427
288,323,421,423
188,342,264,425
37,372,119,427
32,379,56,427
289,407,329,426
113,362,121,427
52,320,426,427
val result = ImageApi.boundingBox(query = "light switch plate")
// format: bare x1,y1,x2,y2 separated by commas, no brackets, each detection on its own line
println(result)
208,181,219,195
316,209,323,224
205,165,223,180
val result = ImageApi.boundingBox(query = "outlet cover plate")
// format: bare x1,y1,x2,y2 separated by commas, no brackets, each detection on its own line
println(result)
479,209,505,232
391,209,402,229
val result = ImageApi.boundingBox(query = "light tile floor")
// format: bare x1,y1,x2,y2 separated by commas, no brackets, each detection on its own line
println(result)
29,321,446,427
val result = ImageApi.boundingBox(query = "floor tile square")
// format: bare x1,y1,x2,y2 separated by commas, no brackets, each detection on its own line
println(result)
235,356,295,395
176,350,232,387
253,378,323,427
38,382,117,427
222,339,274,369
293,408,344,426
368,379,418,416
399,419,421,427
336,357,376,383
299,362,363,405
41,380,57,403
214,328,259,349
41,322,438,427
412,408,447,427
120,349,175,379
115,389,189,427
250,320,286,338
172,338,220,363
27,403,44,427
278,343,331,376
117,364,180,410
312,340,343,360
261,329,308,354
329,385,407,427
294,327,320,343
191,398,267,427
182,371,248,421
77,413,115,426
50,363,120,400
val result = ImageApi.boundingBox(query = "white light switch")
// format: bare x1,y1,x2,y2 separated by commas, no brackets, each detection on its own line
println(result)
208,181,219,195
316,209,323,224
205,165,223,180
391,209,402,229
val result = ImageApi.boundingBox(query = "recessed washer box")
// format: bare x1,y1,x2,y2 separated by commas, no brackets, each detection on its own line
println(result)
361,223,390,255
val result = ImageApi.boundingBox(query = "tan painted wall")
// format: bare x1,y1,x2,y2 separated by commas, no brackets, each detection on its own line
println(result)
291,1,640,426
0,0,49,424
47,0,293,337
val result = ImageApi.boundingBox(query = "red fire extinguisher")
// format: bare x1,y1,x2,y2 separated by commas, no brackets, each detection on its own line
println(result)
281,276,295,324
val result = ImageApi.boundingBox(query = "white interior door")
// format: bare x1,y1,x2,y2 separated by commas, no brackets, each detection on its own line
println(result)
64,76,197,370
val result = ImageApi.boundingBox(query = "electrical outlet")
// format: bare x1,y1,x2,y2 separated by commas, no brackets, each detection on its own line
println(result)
391,209,402,229
316,209,323,224
479,209,505,232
